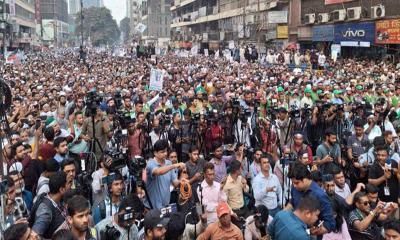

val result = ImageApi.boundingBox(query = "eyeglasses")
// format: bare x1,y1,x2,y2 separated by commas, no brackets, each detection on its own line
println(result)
361,201,370,206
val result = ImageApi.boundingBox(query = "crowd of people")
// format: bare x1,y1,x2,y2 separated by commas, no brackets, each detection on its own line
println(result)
0,46,400,240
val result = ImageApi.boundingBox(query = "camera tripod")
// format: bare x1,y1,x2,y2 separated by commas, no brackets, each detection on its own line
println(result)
0,79,12,233
85,113,104,174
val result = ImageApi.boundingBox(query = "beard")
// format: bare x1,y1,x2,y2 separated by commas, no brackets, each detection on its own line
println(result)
73,222,89,233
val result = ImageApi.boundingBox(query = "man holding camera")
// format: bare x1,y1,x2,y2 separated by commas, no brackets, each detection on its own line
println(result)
315,129,343,174
93,172,125,224
81,107,110,158
145,139,186,210
95,196,139,240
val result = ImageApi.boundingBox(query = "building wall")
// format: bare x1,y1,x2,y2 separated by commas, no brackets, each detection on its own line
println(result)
68,0,80,15
301,0,400,21
82,0,101,8
143,0,171,40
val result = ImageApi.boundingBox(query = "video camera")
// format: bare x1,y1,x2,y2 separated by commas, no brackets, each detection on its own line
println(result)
86,90,103,117
104,148,129,171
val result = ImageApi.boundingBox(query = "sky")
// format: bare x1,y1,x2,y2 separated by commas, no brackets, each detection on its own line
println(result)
103,0,126,24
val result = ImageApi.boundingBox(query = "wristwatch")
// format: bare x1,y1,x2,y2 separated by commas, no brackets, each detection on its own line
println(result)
369,211,376,217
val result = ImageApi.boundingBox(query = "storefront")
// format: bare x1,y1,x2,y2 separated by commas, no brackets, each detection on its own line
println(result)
312,25,334,54
375,19,400,61
333,22,379,58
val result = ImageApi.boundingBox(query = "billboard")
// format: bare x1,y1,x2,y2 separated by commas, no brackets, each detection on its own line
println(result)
376,19,400,44
267,11,288,24
325,0,354,4
334,22,375,45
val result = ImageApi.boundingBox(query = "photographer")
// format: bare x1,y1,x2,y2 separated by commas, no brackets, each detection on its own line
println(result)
92,172,125,224
209,142,235,183
128,112,146,158
144,139,186,209
65,195,96,240
81,107,110,158
315,129,343,174
168,112,184,162
95,195,139,240
91,155,113,205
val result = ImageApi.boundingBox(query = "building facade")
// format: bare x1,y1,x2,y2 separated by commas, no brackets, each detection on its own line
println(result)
82,0,103,8
0,0,39,50
127,0,142,39
68,0,80,15
169,0,289,53
39,0,69,47
297,0,400,57
141,0,171,46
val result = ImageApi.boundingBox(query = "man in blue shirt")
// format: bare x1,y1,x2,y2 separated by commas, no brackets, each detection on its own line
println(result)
144,139,186,209
269,194,321,240
285,162,335,237
253,154,282,217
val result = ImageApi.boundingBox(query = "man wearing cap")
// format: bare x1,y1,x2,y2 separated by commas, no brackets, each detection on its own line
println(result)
140,209,169,240
331,90,344,105
300,88,313,109
197,202,243,240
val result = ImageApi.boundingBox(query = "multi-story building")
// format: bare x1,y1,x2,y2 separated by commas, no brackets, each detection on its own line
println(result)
2,0,39,50
141,0,171,46
82,0,103,8
40,0,69,47
127,0,142,39
68,0,80,15
297,0,400,57
169,0,288,52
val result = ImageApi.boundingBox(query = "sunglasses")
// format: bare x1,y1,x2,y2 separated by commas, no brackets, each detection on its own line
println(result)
360,201,370,206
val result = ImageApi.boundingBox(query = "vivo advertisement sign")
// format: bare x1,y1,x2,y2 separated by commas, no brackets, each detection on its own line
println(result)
334,22,375,44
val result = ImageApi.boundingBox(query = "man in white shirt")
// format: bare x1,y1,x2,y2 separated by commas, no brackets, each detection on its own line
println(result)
197,162,227,225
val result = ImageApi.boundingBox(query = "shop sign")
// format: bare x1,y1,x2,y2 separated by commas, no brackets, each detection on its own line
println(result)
375,19,400,44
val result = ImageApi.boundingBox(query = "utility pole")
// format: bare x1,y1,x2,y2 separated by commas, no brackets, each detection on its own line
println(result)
80,0,83,46
1,0,7,60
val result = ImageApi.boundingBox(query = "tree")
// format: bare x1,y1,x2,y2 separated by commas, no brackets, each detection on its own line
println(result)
76,7,120,46
120,17,131,43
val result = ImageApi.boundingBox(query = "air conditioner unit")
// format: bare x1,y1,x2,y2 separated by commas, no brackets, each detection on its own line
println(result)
371,4,385,19
318,13,329,23
347,7,362,20
331,9,346,22
304,13,315,24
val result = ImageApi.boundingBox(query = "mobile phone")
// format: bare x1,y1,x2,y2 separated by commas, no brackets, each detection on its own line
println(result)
317,220,324,228
35,119,41,130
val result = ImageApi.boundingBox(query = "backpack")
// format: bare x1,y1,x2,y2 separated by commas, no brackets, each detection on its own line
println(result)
28,193,47,227
28,194,65,239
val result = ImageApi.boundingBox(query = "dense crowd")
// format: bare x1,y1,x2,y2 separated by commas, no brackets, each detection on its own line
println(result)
0,47,400,240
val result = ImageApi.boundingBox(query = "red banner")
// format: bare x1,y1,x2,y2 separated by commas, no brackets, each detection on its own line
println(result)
376,19,400,44
325,0,354,5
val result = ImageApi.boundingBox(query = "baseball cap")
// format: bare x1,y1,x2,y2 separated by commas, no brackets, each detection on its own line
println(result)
304,88,312,93
144,209,170,229
217,202,230,218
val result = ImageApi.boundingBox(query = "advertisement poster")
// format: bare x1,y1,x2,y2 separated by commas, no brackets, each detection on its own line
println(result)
277,26,288,39
376,19,400,44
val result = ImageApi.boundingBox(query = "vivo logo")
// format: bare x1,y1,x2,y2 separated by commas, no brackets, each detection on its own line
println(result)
343,28,365,38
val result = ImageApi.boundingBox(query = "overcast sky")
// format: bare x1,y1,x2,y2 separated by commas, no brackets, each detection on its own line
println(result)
104,0,126,24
